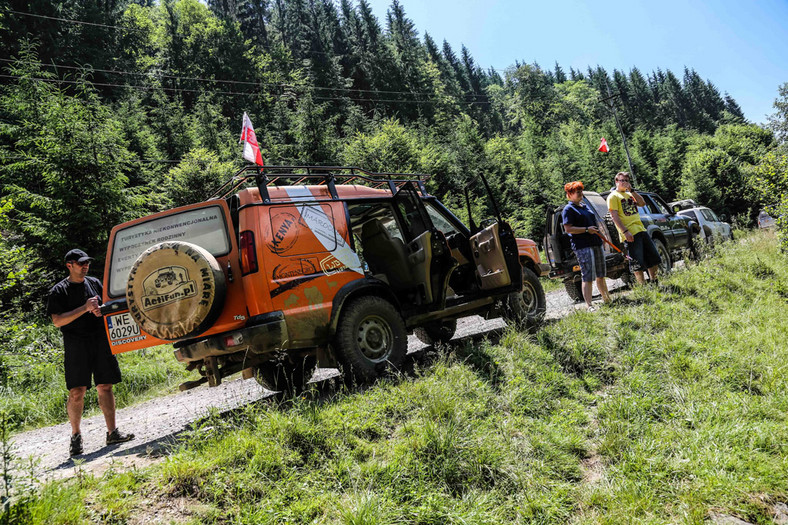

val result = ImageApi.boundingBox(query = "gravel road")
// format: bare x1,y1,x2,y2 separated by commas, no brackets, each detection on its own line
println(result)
11,283,620,481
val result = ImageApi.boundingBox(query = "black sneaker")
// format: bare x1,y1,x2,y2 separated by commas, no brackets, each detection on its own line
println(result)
70,433,83,456
106,428,135,446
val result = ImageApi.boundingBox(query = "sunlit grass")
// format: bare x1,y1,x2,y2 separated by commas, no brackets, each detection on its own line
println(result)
0,336,193,432
9,230,788,524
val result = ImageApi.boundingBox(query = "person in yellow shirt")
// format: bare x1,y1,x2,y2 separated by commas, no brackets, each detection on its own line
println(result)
606,172,661,285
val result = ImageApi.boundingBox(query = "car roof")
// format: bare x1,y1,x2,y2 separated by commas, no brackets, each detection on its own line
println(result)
600,188,657,199
236,184,405,206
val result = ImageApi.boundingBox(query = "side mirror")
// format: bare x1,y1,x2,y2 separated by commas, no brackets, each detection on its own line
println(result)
719,214,727,222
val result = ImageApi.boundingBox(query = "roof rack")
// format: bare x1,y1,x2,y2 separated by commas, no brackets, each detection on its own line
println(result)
209,165,431,203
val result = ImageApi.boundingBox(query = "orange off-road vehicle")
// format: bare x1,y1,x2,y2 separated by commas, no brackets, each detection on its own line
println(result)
101,166,547,394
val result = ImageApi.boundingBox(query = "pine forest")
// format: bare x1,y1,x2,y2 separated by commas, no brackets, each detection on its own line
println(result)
1,0,787,316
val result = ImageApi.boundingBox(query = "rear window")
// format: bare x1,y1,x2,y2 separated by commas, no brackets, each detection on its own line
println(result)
108,205,231,298
681,210,700,222
584,194,609,220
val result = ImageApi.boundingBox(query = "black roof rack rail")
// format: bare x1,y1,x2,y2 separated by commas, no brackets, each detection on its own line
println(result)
208,165,431,201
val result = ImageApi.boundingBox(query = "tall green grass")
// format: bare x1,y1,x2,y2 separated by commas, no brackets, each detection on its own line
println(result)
0,317,192,432
10,231,788,524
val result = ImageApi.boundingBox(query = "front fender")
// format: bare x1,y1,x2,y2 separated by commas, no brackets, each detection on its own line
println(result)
648,227,669,249
515,238,548,276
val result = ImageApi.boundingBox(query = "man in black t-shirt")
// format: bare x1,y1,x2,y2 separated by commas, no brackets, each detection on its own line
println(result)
47,249,134,457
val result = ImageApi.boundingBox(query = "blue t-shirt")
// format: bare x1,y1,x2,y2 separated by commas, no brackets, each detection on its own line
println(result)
561,201,602,251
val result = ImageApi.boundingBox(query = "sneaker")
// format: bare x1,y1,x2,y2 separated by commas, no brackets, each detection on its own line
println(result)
587,305,598,312
70,433,83,456
106,428,135,446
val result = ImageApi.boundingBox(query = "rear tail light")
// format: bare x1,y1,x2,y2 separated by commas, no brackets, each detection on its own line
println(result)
224,333,244,347
240,230,258,275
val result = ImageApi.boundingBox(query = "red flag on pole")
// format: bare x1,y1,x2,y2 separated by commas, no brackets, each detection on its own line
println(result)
240,112,264,166
598,137,610,153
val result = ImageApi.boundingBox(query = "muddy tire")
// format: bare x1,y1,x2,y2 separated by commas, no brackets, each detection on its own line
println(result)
126,241,226,341
503,267,546,328
686,230,699,260
255,353,317,397
563,278,584,303
414,319,457,345
654,238,672,274
334,296,407,385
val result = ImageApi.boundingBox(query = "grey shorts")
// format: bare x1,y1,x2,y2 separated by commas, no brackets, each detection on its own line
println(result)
575,245,606,282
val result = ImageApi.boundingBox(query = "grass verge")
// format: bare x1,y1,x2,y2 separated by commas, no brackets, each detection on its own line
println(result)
8,230,788,524
0,316,192,433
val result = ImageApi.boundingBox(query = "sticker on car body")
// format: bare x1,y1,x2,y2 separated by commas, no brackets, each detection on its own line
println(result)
284,187,363,274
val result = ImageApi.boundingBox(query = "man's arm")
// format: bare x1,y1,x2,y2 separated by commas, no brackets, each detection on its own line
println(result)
628,189,646,207
51,297,100,328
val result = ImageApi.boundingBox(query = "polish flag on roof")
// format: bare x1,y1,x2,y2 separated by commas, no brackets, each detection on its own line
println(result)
239,112,264,166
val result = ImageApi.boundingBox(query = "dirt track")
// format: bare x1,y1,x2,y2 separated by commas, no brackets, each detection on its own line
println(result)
11,284,618,481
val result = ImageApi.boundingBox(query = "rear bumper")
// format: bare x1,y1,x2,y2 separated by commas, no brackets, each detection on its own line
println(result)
546,253,629,280
173,311,288,363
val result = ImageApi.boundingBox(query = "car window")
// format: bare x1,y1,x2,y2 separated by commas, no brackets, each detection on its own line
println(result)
701,209,716,222
425,203,460,236
394,185,430,241
348,202,405,242
648,195,670,215
638,196,659,215
685,210,700,222
584,194,609,220
381,216,405,241
643,195,670,215
109,205,231,297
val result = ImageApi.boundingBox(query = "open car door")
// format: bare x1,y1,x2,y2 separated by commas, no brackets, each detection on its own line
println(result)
392,183,458,309
470,223,513,289
466,174,523,293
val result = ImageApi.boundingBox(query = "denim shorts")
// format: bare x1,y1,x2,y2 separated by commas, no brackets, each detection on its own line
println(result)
575,245,606,282
625,231,661,272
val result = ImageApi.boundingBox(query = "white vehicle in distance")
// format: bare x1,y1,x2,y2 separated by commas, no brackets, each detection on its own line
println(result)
758,210,776,229
677,206,733,243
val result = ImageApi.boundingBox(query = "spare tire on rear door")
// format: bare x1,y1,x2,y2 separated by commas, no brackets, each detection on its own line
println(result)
126,241,226,341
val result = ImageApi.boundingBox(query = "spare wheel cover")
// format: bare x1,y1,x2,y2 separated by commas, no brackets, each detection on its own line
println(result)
126,241,226,341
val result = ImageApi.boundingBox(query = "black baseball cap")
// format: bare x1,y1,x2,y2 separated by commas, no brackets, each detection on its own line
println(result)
64,249,93,264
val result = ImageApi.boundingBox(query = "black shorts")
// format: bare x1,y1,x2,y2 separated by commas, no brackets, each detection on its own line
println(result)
625,231,661,272
63,332,122,390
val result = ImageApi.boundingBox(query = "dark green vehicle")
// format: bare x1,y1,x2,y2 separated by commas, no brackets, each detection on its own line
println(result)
544,189,698,302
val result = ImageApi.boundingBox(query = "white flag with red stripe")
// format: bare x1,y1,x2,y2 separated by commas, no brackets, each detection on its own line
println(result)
239,112,264,166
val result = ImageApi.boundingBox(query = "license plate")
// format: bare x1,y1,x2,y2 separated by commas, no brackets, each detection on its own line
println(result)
106,312,141,341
